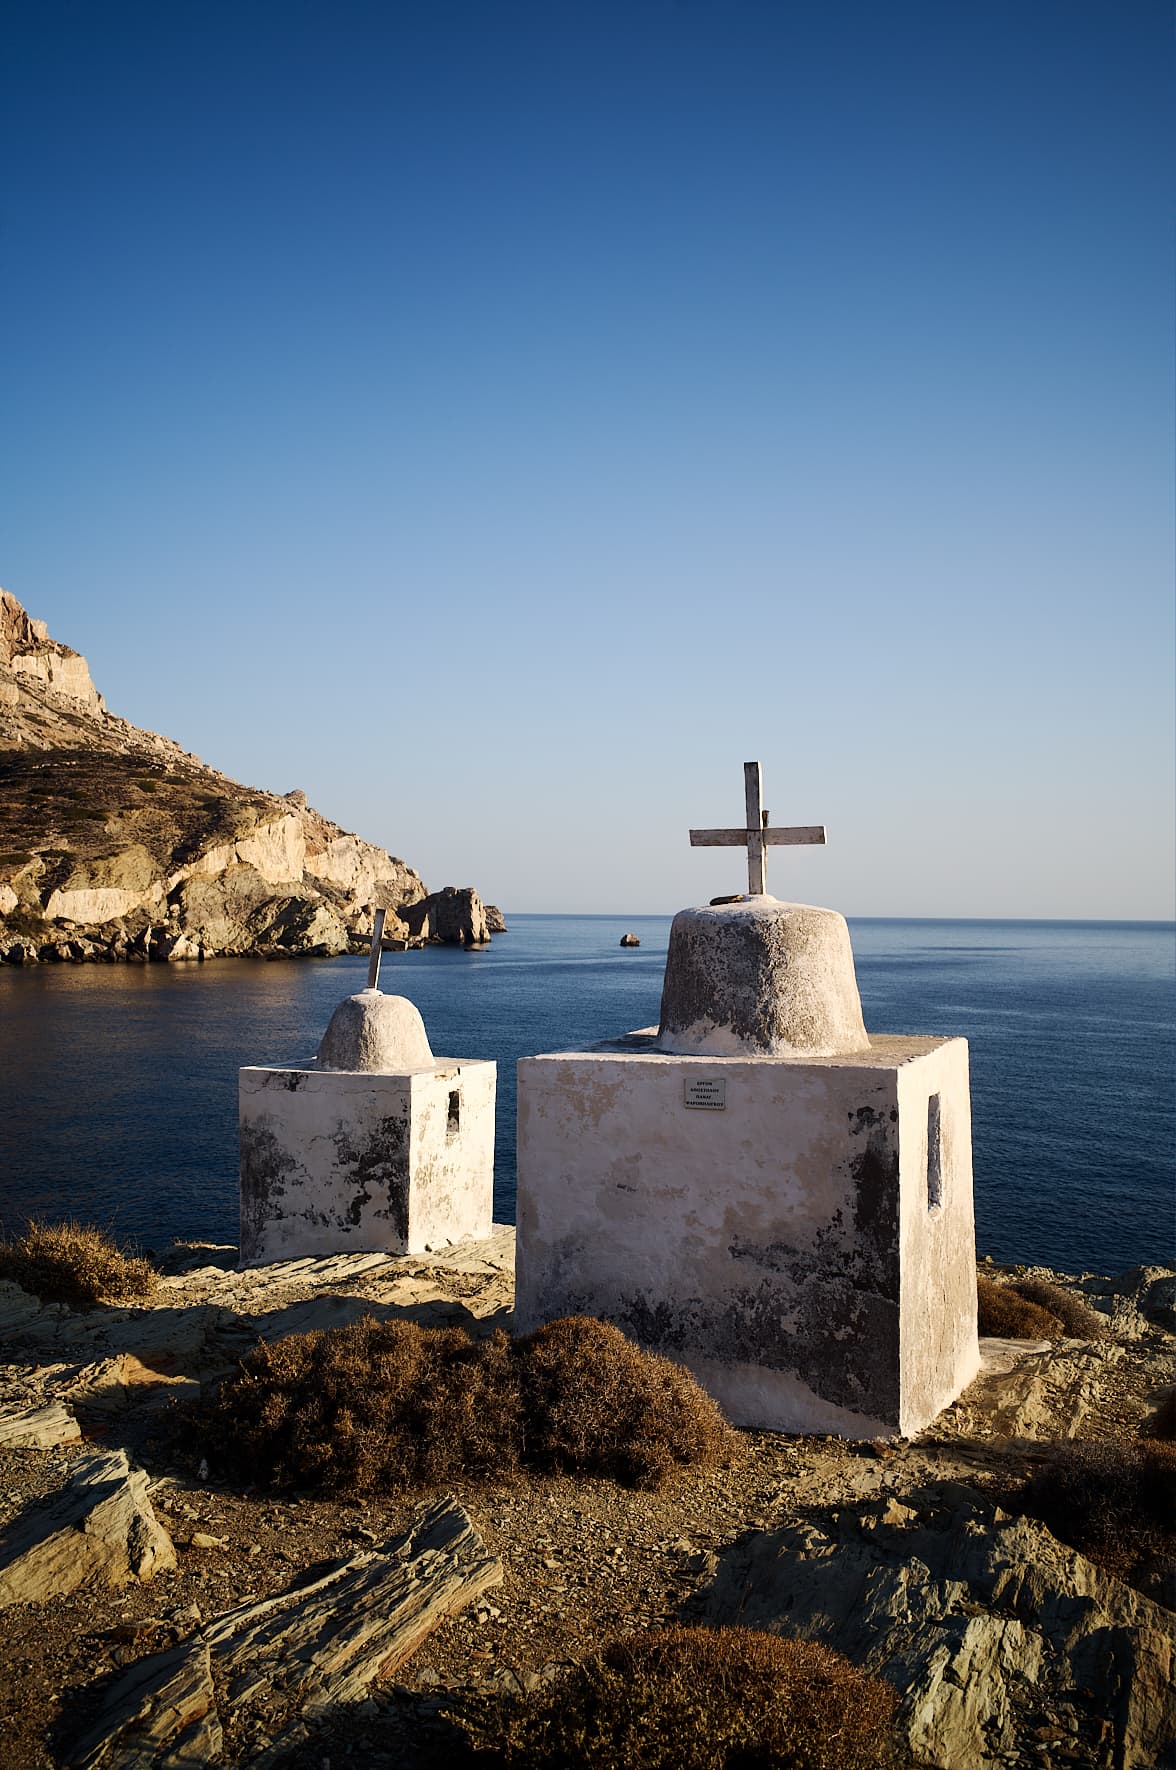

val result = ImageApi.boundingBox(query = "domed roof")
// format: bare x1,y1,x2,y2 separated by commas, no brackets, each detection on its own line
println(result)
316,990,434,1072
657,896,870,1058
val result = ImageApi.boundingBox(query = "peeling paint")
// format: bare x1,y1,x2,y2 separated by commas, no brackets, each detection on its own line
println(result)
516,1034,977,1437
238,1060,495,1265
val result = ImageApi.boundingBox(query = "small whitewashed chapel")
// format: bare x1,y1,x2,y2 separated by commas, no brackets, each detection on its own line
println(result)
514,762,980,1438
238,910,496,1265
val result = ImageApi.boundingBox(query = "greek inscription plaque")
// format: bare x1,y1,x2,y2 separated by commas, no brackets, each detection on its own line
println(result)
684,1077,726,1110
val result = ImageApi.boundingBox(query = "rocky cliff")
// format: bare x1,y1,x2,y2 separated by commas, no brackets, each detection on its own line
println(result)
0,588,490,963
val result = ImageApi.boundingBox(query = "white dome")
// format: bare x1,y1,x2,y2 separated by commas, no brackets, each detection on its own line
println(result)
316,991,434,1072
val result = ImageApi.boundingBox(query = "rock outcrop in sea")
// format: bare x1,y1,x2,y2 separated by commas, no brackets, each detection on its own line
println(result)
0,588,497,963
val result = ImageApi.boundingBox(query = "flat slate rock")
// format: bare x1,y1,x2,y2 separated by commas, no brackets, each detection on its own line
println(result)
696,1483,1176,1770
69,1637,220,1770
0,1399,82,1449
68,1495,502,1768
0,1449,176,1607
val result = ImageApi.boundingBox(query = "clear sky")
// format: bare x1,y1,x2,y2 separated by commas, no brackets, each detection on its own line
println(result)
2,1,1172,917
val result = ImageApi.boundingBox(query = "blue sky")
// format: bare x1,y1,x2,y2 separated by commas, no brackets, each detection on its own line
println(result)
2,1,1171,916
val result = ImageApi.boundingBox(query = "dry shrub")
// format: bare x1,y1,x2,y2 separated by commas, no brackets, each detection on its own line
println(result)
976,1275,1063,1339
515,1316,737,1490
205,1318,521,1492
1006,1276,1109,1340
0,1219,158,1308
460,1625,905,1769
1144,1388,1176,1442
1022,1440,1176,1599
205,1314,732,1495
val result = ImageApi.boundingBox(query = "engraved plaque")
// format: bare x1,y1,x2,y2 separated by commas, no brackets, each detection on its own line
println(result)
684,1077,726,1110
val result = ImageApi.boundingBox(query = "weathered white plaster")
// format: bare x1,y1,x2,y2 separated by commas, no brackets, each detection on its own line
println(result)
239,1056,495,1265
316,991,434,1072
685,1358,896,1441
658,898,869,1058
515,1030,978,1438
897,1042,982,1428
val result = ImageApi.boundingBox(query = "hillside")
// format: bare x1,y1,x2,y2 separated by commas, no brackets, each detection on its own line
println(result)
0,588,458,962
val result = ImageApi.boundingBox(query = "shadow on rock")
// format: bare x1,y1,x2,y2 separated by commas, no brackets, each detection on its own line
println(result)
686,1479,1174,1770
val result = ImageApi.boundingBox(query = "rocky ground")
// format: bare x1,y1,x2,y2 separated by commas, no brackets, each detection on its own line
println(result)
0,1235,1171,1769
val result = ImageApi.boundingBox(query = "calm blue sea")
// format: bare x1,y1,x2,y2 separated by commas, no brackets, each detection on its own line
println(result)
0,916,1172,1275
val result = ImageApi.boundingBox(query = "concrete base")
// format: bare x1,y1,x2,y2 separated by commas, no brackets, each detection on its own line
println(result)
516,1031,978,1438
239,1058,495,1266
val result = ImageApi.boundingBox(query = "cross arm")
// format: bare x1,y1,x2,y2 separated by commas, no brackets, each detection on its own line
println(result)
689,826,827,847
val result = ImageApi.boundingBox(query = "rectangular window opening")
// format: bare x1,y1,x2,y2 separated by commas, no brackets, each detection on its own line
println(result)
926,1093,943,1211
447,1089,461,1140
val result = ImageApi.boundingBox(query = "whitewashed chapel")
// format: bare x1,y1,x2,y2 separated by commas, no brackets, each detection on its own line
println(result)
515,763,980,1438
239,913,495,1264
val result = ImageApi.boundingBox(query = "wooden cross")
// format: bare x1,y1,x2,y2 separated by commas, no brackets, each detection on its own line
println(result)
365,907,387,990
690,761,826,896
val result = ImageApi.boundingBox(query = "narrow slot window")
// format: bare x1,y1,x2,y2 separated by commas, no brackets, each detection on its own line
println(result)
926,1093,943,1211
447,1089,461,1140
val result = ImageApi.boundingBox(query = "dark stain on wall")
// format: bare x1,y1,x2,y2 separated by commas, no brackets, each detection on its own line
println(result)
330,1115,411,1245
538,1099,905,1425
239,1119,306,1257
614,1261,899,1423
849,1105,899,1255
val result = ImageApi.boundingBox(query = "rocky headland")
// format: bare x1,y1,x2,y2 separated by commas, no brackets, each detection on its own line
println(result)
0,590,502,963
0,1244,1171,1769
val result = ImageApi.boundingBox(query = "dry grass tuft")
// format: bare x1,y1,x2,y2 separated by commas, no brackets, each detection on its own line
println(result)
1021,1439,1176,1601
0,1219,158,1309
976,1275,1063,1339
515,1315,737,1490
1006,1276,1109,1340
459,1624,906,1768
205,1318,522,1493
205,1314,734,1495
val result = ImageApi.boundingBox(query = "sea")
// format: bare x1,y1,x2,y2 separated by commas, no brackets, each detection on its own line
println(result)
0,916,1172,1276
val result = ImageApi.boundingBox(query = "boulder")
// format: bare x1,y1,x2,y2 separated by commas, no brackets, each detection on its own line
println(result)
401,886,490,948
484,903,508,933
349,903,411,944
259,895,350,956
0,1402,82,1450
0,1449,176,1606
68,1637,220,1769
619,932,640,947
153,928,202,961
697,1485,1176,1770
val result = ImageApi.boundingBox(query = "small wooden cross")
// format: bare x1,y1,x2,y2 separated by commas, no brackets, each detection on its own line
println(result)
690,761,826,896
365,907,388,990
